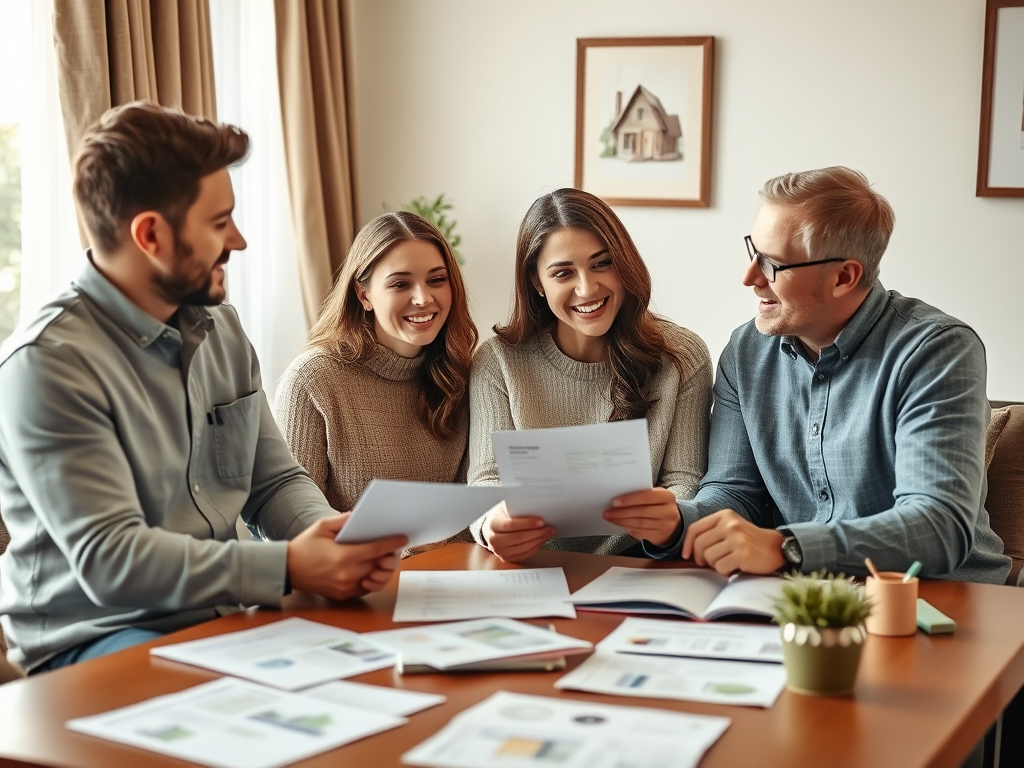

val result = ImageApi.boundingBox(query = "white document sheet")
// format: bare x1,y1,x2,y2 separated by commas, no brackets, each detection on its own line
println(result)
364,617,591,670
597,617,784,663
335,480,510,548
67,678,405,768
491,420,652,537
401,690,730,768
556,652,787,708
151,618,396,690
302,680,445,717
392,568,577,622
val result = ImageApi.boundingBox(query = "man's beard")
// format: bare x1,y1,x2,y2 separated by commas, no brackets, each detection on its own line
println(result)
155,234,229,306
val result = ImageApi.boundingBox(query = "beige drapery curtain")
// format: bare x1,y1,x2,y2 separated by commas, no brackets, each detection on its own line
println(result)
274,0,357,325
52,0,217,171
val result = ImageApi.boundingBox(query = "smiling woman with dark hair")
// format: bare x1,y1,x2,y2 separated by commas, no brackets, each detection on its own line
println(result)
468,188,713,563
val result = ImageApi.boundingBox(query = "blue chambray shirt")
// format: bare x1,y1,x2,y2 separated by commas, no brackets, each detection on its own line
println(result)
667,282,1009,584
0,259,335,670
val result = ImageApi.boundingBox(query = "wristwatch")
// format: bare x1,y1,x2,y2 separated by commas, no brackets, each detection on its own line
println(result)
781,535,804,568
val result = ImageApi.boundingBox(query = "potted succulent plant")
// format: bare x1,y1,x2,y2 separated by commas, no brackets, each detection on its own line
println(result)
772,570,873,696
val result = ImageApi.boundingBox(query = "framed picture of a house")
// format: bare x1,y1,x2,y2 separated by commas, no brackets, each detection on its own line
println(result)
575,36,714,208
977,0,1024,197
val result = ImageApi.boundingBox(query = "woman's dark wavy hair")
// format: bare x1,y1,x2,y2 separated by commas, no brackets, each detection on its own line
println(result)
495,188,682,421
306,211,477,440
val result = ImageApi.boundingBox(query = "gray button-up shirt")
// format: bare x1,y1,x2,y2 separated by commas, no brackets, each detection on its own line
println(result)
0,260,334,670
667,282,1009,584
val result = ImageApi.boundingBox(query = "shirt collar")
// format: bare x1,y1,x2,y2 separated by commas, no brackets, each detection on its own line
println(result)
73,253,214,348
778,281,890,362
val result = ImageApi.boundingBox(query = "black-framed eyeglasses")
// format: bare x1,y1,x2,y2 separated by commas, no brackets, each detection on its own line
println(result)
745,235,845,283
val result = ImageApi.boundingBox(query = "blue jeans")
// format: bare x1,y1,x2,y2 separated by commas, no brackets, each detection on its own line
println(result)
31,628,164,674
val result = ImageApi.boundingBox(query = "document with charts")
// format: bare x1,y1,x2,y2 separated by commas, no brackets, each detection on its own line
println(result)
555,651,787,708
335,479,510,548
67,678,405,768
597,617,784,663
151,617,396,690
364,617,591,670
568,567,784,620
392,568,577,622
491,419,652,537
402,690,730,768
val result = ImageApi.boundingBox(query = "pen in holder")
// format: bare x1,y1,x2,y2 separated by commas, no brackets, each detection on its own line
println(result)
864,571,919,636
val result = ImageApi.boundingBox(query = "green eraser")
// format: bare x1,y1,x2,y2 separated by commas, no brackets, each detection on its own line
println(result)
917,598,956,634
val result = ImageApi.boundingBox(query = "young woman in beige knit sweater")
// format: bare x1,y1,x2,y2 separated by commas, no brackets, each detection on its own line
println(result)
274,212,478,551
469,188,713,563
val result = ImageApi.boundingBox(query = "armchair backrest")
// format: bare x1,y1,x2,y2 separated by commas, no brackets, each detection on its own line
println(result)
986,405,1024,585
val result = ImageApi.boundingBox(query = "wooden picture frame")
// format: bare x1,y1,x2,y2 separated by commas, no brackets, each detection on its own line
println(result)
977,0,1024,197
574,36,714,208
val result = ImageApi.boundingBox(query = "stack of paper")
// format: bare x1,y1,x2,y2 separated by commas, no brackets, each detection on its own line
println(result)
364,617,592,670
392,568,577,622
402,690,730,768
150,617,397,690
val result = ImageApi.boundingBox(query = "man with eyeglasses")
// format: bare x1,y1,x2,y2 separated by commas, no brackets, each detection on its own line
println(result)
642,166,1008,584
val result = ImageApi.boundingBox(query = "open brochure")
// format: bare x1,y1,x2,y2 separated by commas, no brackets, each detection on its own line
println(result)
364,617,591,670
67,678,405,768
568,567,783,621
151,618,396,690
402,690,730,768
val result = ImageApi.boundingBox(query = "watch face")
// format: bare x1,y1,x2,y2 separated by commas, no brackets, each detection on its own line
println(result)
782,538,802,565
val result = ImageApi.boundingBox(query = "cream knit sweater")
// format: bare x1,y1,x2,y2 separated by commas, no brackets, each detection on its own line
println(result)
468,322,713,555
273,344,469,536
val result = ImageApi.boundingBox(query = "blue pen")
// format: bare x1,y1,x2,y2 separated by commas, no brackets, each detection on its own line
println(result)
902,561,922,583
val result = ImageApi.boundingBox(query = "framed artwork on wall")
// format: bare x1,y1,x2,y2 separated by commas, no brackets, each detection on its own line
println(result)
977,0,1024,197
574,36,714,208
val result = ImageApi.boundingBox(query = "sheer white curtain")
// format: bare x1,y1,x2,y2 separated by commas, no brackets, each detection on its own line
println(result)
209,0,308,403
19,0,82,323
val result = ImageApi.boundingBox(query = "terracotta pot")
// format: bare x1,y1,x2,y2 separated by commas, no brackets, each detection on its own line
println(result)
780,623,867,696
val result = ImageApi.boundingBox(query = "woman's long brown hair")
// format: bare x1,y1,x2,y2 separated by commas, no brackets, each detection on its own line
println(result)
305,211,477,439
496,188,681,421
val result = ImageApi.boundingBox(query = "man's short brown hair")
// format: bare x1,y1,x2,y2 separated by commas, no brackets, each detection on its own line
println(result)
72,101,250,254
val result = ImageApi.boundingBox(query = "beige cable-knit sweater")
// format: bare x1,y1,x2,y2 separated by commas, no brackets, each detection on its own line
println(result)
468,323,713,555
273,344,469,534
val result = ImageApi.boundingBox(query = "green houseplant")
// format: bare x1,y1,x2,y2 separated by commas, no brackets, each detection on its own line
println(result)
400,193,463,265
772,570,873,696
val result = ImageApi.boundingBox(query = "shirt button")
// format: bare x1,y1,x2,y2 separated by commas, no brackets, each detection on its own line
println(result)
817,373,826,382
193,483,201,493
819,489,829,501
139,335,149,343
811,424,820,436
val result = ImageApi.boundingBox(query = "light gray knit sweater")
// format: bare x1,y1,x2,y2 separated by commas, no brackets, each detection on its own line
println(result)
468,323,713,555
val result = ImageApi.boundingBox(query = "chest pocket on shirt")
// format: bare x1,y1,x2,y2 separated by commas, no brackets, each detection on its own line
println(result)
212,391,261,479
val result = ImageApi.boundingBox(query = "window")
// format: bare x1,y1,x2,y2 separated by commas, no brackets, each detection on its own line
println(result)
637,107,644,120
0,1,27,343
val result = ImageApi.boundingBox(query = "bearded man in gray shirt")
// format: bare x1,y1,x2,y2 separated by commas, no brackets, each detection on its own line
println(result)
0,102,407,673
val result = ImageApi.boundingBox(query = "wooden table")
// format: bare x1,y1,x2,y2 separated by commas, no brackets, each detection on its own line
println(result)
2,544,1024,768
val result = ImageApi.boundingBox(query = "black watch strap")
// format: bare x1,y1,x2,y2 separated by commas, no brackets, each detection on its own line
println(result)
781,535,804,567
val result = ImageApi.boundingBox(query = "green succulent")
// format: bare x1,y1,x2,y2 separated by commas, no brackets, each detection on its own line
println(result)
772,570,873,629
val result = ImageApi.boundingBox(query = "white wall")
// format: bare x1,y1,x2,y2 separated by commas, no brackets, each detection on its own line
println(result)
348,0,1023,400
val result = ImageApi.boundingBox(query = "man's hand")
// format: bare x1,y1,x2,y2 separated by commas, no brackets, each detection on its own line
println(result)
481,501,555,564
603,488,681,546
286,514,407,600
681,509,785,575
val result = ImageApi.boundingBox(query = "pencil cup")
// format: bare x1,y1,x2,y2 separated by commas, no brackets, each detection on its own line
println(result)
864,572,918,636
